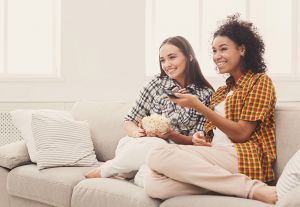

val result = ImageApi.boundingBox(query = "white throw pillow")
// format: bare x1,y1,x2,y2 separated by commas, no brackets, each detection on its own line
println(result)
0,140,30,169
276,149,300,201
32,113,98,170
10,109,73,162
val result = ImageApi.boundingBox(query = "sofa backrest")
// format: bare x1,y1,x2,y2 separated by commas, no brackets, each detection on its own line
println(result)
274,103,300,181
71,100,132,162
71,101,300,182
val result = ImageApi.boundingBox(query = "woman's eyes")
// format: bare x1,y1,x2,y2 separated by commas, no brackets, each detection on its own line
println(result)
212,48,228,53
160,56,176,63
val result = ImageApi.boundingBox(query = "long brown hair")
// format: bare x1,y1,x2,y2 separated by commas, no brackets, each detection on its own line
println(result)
159,36,214,90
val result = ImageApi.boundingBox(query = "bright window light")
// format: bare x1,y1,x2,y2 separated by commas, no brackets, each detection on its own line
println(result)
0,0,61,77
146,0,293,78
250,0,292,75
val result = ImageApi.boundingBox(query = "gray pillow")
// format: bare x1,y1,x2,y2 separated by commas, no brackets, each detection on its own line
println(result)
0,141,30,169
32,114,98,170
277,185,300,207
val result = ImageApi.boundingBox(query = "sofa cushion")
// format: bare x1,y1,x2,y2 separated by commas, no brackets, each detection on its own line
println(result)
71,101,132,161
71,178,161,207
160,195,274,207
0,140,30,169
274,104,300,180
9,196,55,207
0,167,10,207
7,164,96,207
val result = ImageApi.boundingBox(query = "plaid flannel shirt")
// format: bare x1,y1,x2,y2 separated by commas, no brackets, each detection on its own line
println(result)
205,71,276,182
125,75,214,136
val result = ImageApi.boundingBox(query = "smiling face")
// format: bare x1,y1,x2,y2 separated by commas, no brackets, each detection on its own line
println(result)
212,35,245,80
159,44,187,86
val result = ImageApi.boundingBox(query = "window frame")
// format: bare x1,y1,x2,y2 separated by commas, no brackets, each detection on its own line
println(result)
145,0,300,101
0,0,62,81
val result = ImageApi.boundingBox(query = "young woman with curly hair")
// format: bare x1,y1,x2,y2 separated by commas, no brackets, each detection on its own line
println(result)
144,14,277,204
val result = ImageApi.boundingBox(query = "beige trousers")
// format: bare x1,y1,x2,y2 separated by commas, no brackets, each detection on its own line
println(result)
144,144,264,200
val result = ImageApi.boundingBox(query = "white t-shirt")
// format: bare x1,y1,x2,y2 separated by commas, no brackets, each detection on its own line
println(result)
211,91,234,147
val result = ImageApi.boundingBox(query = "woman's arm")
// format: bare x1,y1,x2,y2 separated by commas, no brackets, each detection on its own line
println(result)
125,119,193,144
166,129,193,144
172,93,257,143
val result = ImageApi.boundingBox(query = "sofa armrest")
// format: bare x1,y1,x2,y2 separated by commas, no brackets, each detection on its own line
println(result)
0,140,30,169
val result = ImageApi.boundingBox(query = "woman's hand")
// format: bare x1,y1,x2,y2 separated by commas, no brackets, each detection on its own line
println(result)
132,128,147,138
171,93,204,109
124,120,147,138
176,88,189,94
192,131,212,147
146,128,172,140
132,121,147,137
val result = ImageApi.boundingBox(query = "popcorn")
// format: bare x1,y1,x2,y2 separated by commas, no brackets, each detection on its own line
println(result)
141,114,171,134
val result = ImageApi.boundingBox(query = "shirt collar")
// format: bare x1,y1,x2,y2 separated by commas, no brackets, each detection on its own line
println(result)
163,75,197,93
225,71,254,90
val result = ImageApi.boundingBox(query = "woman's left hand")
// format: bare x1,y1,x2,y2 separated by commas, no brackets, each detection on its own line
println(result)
192,131,212,147
171,93,203,109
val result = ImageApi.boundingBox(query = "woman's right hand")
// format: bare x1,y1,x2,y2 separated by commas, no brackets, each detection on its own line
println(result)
172,93,204,109
192,131,212,147
124,120,146,138
132,128,146,138
131,121,146,137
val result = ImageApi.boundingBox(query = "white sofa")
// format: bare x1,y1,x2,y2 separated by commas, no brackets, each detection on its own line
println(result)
0,100,300,207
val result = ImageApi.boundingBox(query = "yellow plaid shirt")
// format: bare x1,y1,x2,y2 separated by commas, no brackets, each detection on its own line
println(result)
205,71,276,182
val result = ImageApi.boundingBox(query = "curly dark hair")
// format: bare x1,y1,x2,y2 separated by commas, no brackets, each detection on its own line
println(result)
213,14,266,73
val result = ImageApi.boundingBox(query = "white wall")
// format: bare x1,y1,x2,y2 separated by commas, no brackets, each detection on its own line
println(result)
0,0,146,107
0,0,299,111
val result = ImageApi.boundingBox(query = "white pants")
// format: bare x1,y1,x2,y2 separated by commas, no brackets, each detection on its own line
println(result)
100,136,168,185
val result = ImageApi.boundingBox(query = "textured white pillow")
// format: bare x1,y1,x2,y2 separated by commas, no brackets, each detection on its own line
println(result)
32,114,98,170
10,109,73,163
276,149,300,201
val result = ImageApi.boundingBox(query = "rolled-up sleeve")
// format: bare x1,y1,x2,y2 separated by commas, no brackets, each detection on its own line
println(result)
239,75,275,123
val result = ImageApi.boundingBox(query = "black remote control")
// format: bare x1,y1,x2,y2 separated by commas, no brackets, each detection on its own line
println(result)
164,89,178,98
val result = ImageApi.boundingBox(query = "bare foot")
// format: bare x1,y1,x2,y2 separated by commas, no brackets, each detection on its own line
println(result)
112,176,127,180
85,167,101,178
253,185,278,204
